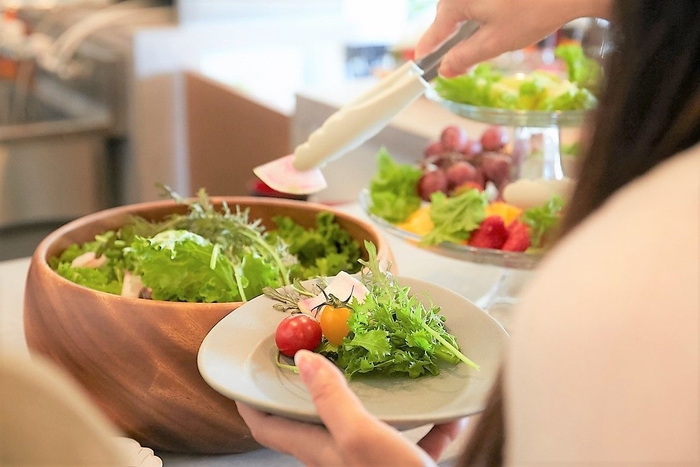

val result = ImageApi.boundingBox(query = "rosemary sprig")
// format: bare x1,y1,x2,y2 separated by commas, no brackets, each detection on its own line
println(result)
263,278,329,313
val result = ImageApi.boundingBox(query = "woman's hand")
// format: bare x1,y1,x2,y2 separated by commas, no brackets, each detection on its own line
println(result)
415,0,612,77
236,350,466,467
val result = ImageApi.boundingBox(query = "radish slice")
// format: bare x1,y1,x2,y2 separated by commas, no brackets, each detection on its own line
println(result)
298,271,369,315
121,271,144,298
253,155,328,195
70,251,107,269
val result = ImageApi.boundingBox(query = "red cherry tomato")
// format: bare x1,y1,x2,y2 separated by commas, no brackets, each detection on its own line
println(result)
275,314,323,357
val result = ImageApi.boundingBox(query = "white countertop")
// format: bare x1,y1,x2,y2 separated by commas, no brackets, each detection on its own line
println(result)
0,203,515,466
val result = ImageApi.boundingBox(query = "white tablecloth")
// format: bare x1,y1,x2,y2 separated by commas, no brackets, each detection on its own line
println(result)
0,203,519,466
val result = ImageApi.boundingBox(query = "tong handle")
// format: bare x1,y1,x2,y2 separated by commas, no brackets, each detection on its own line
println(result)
292,63,428,171
290,21,480,172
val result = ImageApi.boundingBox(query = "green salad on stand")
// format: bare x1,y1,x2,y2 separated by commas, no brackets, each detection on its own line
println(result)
433,43,603,111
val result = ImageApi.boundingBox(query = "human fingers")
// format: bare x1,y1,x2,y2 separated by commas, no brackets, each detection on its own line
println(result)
294,350,373,435
236,402,341,465
416,418,468,461
295,351,437,467
435,28,493,77
414,0,468,60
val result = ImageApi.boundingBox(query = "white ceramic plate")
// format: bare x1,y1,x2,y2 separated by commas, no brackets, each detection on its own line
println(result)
198,276,509,429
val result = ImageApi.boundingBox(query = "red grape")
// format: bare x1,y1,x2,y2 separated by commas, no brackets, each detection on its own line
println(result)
424,152,460,170
460,139,483,158
481,153,513,186
474,167,487,187
424,141,446,158
440,126,469,151
446,161,478,189
480,126,510,151
417,169,449,201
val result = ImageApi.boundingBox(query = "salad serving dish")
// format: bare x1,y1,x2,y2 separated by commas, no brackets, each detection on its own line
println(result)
425,87,589,128
359,189,540,270
22,196,395,454
198,275,508,429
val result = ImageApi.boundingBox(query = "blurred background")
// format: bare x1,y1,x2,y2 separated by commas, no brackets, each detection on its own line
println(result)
0,0,603,260
0,0,447,260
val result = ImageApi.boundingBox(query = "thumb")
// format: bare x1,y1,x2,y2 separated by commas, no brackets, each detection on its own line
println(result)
294,350,370,434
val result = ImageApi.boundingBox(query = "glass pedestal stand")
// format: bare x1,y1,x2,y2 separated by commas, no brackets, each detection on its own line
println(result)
513,126,565,181
421,91,589,327
474,268,534,331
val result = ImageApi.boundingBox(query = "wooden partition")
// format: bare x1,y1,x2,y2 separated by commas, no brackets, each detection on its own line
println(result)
184,71,291,196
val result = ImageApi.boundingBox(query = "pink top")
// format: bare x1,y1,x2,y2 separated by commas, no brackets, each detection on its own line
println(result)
505,145,700,464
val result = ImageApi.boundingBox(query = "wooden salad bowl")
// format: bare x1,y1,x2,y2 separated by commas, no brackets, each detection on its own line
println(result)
23,197,395,454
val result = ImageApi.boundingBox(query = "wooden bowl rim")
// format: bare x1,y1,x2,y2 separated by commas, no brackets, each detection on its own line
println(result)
31,197,388,308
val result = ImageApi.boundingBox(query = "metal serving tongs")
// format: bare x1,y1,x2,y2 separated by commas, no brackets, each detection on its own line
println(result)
254,21,480,195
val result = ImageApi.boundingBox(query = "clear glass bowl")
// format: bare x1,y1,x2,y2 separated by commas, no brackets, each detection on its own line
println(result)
424,87,589,128
358,189,540,271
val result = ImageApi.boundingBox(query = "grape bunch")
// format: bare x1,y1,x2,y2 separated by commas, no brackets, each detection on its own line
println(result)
417,125,515,201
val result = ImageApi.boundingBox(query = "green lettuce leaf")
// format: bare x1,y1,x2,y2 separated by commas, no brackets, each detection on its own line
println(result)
522,195,565,249
54,262,122,295
554,43,603,94
420,190,488,246
368,148,423,223
270,211,362,278
433,63,501,106
125,230,242,302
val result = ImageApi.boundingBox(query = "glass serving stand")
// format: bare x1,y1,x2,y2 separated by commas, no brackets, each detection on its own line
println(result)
364,22,610,328
418,95,592,328
362,92,595,329
425,88,587,181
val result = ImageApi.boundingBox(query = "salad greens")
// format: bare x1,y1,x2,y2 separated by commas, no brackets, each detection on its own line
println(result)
268,242,478,378
267,211,362,279
368,147,423,223
433,43,601,111
336,242,478,377
555,43,603,95
420,190,489,247
522,195,565,249
51,187,363,303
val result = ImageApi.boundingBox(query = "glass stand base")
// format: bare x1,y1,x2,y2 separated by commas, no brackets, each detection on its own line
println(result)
474,268,534,331
512,125,564,181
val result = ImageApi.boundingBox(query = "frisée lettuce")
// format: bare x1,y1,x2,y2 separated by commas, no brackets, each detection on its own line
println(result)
266,242,479,378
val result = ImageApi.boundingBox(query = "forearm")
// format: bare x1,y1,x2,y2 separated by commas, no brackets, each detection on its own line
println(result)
568,0,613,20
417,0,615,77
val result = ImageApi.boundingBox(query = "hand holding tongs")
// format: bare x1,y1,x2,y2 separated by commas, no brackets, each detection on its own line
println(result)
254,21,480,195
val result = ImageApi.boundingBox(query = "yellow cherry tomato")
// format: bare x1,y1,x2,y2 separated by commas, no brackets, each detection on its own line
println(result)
319,305,352,346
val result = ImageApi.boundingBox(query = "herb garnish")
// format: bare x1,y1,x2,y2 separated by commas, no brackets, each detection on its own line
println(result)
265,242,479,378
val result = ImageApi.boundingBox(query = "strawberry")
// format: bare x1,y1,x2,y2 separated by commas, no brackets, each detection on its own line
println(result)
468,216,509,249
502,221,531,252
